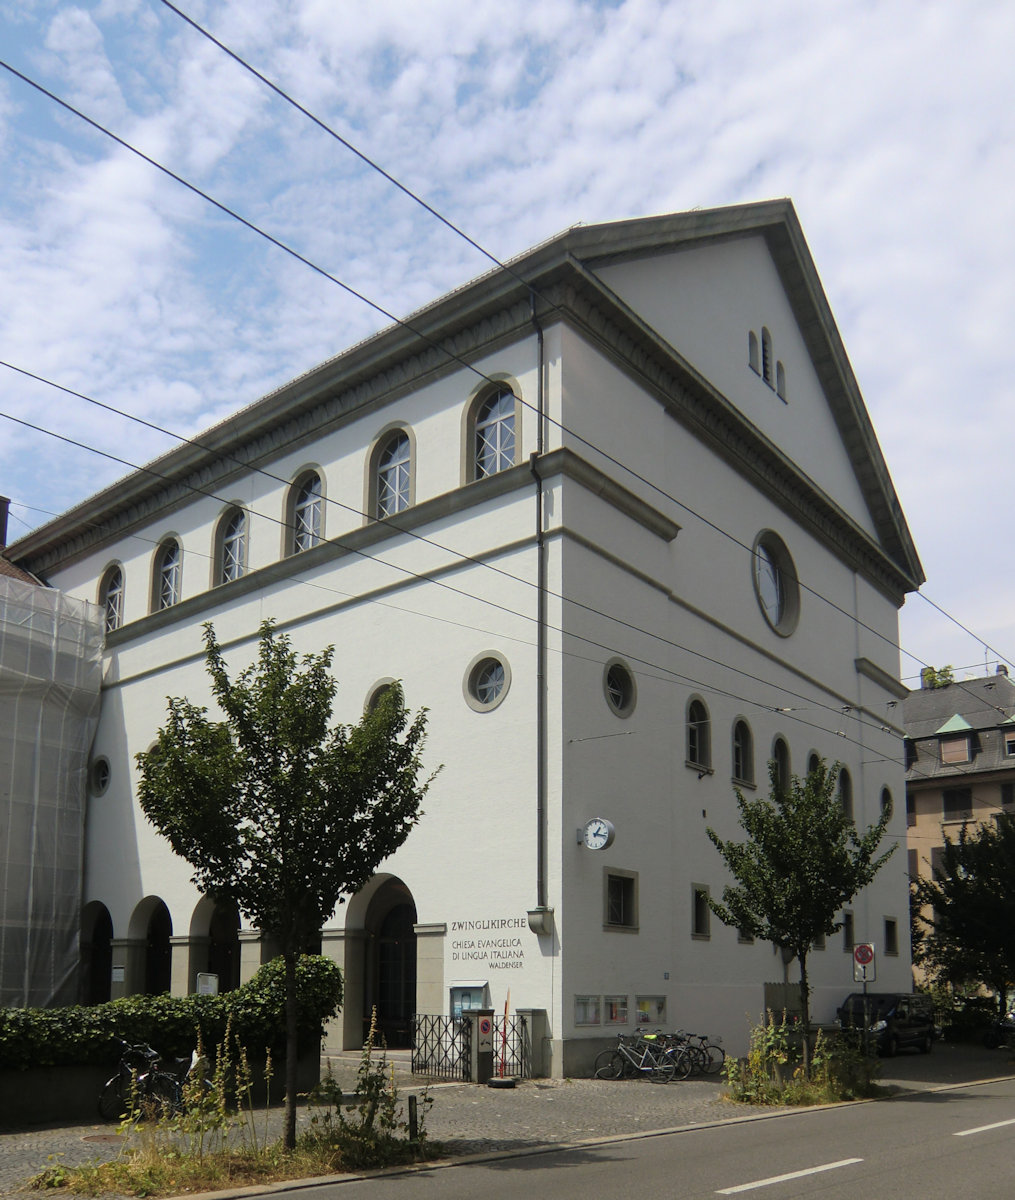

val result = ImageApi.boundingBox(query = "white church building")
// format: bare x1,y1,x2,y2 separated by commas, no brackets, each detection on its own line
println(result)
8,200,922,1073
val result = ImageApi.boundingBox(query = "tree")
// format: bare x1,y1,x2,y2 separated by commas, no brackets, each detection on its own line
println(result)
136,621,437,1149
707,759,895,1072
912,814,1015,1015
921,664,954,689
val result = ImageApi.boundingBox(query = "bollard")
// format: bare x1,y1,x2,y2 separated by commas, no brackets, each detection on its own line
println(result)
408,1094,418,1142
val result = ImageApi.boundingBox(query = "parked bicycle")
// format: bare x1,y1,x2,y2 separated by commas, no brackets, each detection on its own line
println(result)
593,1033,689,1083
98,1039,209,1121
664,1029,726,1075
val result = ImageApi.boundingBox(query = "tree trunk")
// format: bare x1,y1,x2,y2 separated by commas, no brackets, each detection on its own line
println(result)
283,951,299,1151
798,951,811,1077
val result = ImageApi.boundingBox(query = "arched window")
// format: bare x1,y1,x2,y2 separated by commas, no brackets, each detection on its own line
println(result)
290,472,322,553
377,430,411,517
748,330,760,374
687,699,711,770
473,386,517,479
838,767,854,821
99,564,124,633
732,719,754,784
880,787,893,818
776,360,787,400
772,736,790,795
807,752,821,775
761,327,773,386
217,508,246,584
153,539,181,611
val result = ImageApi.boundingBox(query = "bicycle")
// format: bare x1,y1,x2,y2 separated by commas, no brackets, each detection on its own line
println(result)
669,1029,725,1075
593,1033,686,1083
98,1039,207,1121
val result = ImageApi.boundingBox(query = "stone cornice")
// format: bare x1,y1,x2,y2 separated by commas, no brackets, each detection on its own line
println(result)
11,202,921,605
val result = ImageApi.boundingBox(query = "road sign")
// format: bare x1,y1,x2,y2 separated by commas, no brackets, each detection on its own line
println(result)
853,942,876,982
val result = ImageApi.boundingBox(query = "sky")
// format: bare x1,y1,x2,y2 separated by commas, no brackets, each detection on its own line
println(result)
0,0,1012,688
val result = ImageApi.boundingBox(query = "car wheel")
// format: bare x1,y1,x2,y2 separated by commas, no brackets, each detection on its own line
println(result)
919,1034,932,1054
884,1034,899,1058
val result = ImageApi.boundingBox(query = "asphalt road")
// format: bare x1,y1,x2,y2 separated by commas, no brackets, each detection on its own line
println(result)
285,1075,1015,1200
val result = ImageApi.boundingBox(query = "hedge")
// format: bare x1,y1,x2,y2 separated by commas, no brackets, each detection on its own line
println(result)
0,955,343,1070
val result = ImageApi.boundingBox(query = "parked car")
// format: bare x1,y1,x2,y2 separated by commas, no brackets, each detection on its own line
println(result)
836,992,936,1056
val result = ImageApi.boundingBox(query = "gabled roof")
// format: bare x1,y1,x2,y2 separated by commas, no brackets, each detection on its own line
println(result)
904,673,1015,740
0,555,41,585
8,199,923,598
935,714,972,735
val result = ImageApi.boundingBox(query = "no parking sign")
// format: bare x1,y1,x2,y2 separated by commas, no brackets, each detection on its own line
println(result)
478,1015,493,1050
852,942,876,983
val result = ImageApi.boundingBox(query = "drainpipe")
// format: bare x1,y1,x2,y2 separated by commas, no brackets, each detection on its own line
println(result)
527,293,551,936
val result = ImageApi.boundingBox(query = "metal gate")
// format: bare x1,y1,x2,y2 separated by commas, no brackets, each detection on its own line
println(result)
492,1013,530,1078
412,1015,471,1080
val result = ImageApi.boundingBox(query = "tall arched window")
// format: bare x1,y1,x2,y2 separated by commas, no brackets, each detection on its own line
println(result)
377,430,411,517
218,508,246,584
687,699,711,770
153,539,181,611
748,330,760,374
474,387,517,479
838,767,854,822
732,719,754,784
99,564,124,633
772,736,790,796
292,473,322,552
761,327,773,386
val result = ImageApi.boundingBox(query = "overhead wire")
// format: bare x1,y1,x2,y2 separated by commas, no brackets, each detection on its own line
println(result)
0,51,980,690
0,51,1008,779
0,401,905,767
152,0,1015,682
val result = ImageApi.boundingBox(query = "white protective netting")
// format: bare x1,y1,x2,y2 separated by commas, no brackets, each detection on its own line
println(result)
0,575,103,1007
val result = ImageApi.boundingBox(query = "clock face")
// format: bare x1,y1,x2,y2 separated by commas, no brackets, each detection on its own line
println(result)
583,818,615,850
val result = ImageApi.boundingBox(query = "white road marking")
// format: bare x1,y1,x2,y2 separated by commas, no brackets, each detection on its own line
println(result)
717,1158,864,1194
955,1117,1015,1137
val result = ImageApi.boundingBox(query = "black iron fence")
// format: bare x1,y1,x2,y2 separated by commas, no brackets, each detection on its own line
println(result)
411,1014,471,1080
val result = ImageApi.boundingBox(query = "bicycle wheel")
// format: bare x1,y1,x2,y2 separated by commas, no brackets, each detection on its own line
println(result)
593,1050,624,1080
98,1075,127,1122
648,1054,676,1083
146,1073,182,1118
702,1043,726,1074
669,1048,694,1080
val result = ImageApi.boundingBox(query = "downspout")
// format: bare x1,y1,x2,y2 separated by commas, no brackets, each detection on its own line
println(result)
527,291,550,932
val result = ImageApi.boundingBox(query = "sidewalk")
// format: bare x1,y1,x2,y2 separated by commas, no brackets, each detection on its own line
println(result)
2,1043,1011,1198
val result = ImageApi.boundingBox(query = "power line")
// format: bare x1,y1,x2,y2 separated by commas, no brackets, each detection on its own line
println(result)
1,55,1007,744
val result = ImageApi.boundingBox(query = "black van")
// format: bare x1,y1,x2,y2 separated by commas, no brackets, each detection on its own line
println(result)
836,992,936,1056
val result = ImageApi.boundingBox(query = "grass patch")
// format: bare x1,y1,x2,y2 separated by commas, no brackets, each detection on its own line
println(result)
31,1012,442,1197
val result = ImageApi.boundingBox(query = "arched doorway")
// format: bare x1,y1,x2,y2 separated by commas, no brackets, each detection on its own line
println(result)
207,900,241,992
144,900,172,995
364,881,417,1049
80,902,112,1005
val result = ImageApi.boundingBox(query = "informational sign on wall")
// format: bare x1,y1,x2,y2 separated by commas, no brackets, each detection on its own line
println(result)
450,916,528,970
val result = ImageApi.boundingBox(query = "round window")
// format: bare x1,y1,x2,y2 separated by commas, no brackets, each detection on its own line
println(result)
88,757,111,797
752,531,800,636
603,659,636,717
464,653,511,712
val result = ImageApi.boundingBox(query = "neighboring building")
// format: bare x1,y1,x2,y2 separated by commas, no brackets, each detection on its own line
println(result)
904,666,1015,895
7,201,922,1070
0,498,104,1007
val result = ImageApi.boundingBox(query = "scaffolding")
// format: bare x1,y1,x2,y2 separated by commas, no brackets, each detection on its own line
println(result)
0,575,103,1007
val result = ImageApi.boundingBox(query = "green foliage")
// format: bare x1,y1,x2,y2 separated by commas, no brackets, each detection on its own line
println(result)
707,758,894,1062
300,1010,435,1171
724,1011,882,1106
136,621,436,956
912,814,1015,1014
0,955,341,1071
921,664,954,689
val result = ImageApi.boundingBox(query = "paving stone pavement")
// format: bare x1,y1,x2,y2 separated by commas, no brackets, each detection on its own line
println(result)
1,1043,1011,1199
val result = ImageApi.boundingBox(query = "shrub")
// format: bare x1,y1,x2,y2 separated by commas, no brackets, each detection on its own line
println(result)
0,955,342,1071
